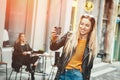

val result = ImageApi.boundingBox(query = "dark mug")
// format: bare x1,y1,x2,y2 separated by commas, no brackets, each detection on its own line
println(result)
54,26,61,35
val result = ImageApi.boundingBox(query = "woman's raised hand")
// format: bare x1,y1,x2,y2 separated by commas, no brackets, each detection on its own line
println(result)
51,27,58,42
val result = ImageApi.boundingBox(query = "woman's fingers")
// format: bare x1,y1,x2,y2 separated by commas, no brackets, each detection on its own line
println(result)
51,27,58,42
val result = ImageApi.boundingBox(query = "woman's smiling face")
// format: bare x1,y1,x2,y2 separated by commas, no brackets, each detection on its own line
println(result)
79,18,92,36
20,34,26,42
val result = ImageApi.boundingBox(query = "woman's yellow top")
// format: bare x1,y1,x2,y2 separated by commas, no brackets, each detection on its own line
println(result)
66,39,87,72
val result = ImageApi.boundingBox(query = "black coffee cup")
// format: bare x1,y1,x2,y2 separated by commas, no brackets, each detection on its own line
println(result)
54,26,61,35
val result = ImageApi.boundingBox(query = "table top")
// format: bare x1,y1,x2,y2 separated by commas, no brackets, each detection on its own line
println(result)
31,52,53,57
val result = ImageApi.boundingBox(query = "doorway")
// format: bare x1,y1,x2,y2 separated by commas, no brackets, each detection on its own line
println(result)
114,19,120,61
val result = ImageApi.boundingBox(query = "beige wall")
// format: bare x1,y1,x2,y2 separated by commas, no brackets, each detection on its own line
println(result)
31,0,72,51
30,0,48,50
0,0,7,47
45,0,72,51
7,0,28,45
104,0,116,62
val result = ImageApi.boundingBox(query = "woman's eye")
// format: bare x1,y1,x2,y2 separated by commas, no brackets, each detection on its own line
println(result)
80,23,84,25
85,24,90,27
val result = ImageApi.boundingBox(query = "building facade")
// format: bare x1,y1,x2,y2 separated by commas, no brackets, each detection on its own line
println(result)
0,0,119,63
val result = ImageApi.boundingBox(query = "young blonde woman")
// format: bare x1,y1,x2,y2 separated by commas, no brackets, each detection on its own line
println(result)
50,14,97,80
12,33,39,80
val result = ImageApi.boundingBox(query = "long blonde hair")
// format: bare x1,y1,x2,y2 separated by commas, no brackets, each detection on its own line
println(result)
64,14,97,60
16,33,26,44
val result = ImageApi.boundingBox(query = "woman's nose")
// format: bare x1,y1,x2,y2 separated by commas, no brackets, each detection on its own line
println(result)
81,25,86,29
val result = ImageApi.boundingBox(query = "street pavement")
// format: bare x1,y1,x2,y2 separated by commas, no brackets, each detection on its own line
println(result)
91,62,120,80
0,61,120,80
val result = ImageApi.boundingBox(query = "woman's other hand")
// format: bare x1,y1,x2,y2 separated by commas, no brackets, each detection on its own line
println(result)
23,51,31,55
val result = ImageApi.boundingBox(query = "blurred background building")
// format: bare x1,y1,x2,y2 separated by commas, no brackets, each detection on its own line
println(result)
0,0,120,67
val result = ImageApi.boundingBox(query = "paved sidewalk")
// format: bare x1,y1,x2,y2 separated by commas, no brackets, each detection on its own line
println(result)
91,62,120,80
0,61,120,80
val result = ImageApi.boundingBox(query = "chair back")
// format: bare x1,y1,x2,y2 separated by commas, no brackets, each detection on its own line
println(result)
0,47,3,62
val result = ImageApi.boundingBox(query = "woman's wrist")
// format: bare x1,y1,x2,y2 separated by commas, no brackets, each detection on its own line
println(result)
51,36,58,43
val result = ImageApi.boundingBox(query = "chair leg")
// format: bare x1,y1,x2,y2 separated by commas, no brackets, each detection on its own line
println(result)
15,72,18,80
6,64,8,80
51,67,55,80
20,67,23,80
9,69,18,80
48,67,52,80
48,66,55,80
8,70,13,80
28,72,31,80
9,67,31,80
